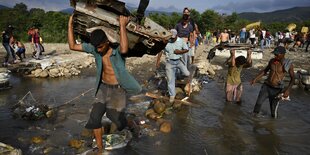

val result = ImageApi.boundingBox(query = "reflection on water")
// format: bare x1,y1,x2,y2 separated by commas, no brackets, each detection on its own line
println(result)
0,72,310,154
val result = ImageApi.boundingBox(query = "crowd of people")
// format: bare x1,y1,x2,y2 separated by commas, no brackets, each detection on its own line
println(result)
1,25,45,67
204,27,310,52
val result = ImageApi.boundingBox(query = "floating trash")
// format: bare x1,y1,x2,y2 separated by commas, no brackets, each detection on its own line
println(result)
12,91,50,120
91,129,132,150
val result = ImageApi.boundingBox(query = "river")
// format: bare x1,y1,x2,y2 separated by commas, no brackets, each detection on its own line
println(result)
0,68,309,155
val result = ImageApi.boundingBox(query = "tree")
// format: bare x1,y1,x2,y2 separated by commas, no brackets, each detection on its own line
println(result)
13,3,27,12
201,10,222,32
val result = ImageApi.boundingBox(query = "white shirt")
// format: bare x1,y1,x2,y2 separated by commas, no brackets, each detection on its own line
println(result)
250,29,256,38
262,30,266,38
285,32,291,38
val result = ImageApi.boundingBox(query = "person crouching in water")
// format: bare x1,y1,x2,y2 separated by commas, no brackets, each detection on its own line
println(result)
13,40,26,61
226,50,252,104
251,46,294,118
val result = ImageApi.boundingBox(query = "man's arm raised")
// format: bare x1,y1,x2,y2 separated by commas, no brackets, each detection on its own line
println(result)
68,15,83,51
119,15,129,54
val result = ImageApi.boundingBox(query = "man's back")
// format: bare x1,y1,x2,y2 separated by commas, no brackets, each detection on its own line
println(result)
2,31,10,43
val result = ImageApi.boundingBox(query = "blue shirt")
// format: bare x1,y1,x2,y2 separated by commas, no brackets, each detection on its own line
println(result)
164,37,188,60
240,31,246,39
82,43,142,95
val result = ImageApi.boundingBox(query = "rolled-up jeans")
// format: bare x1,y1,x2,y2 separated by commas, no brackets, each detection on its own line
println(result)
166,59,190,97
34,43,43,59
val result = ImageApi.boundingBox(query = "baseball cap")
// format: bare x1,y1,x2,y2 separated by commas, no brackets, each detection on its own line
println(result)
272,46,286,54
170,29,178,38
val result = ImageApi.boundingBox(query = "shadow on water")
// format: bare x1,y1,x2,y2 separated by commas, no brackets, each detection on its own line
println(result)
0,68,310,154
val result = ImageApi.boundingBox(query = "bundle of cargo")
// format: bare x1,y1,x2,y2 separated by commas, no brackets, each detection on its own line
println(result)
207,44,263,61
70,0,172,57
301,26,309,33
286,23,297,32
245,21,261,30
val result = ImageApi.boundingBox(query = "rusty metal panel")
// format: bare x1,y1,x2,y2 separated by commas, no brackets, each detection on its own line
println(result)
71,1,171,57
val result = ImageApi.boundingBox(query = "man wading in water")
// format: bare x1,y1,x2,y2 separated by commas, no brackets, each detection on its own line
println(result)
68,15,141,153
251,46,294,118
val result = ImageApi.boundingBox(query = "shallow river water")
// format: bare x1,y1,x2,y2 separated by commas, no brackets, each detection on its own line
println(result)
0,69,309,155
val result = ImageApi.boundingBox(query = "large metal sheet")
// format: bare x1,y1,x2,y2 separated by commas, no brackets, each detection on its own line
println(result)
71,0,171,57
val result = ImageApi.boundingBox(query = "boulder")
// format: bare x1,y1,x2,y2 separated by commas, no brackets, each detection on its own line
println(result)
160,121,171,133
39,70,49,78
153,102,166,114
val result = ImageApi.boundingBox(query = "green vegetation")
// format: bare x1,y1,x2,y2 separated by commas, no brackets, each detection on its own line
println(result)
239,7,310,23
1,3,309,43
149,9,310,35
0,3,70,43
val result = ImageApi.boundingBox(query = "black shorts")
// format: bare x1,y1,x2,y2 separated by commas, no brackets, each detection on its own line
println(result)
85,83,127,130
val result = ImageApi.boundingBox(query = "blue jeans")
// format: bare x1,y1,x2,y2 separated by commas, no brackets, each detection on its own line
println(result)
240,38,246,43
260,39,265,49
2,43,15,63
266,38,271,48
166,59,190,97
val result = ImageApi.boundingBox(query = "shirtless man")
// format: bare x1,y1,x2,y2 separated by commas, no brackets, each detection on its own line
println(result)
220,28,229,45
251,46,294,118
68,15,141,153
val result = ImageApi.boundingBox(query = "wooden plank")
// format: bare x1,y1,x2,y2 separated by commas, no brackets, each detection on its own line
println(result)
145,92,199,107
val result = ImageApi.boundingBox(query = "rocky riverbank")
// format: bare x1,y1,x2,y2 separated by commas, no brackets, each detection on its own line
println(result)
1,42,310,154
1,42,310,90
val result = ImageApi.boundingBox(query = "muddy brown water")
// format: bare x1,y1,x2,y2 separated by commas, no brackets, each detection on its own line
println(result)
0,68,310,155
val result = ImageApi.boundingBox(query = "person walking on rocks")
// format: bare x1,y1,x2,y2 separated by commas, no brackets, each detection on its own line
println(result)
225,50,252,104
251,46,294,118
2,25,16,67
156,29,190,103
176,7,198,66
31,27,44,60
68,15,141,153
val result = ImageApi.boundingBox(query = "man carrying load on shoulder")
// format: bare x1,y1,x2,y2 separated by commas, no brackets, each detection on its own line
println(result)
68,14,142,153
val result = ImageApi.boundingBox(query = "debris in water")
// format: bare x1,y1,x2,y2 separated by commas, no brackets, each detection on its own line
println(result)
91,129,132,150
12,91,49,120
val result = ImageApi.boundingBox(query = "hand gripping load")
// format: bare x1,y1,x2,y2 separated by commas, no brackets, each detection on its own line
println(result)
70,0,172,57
